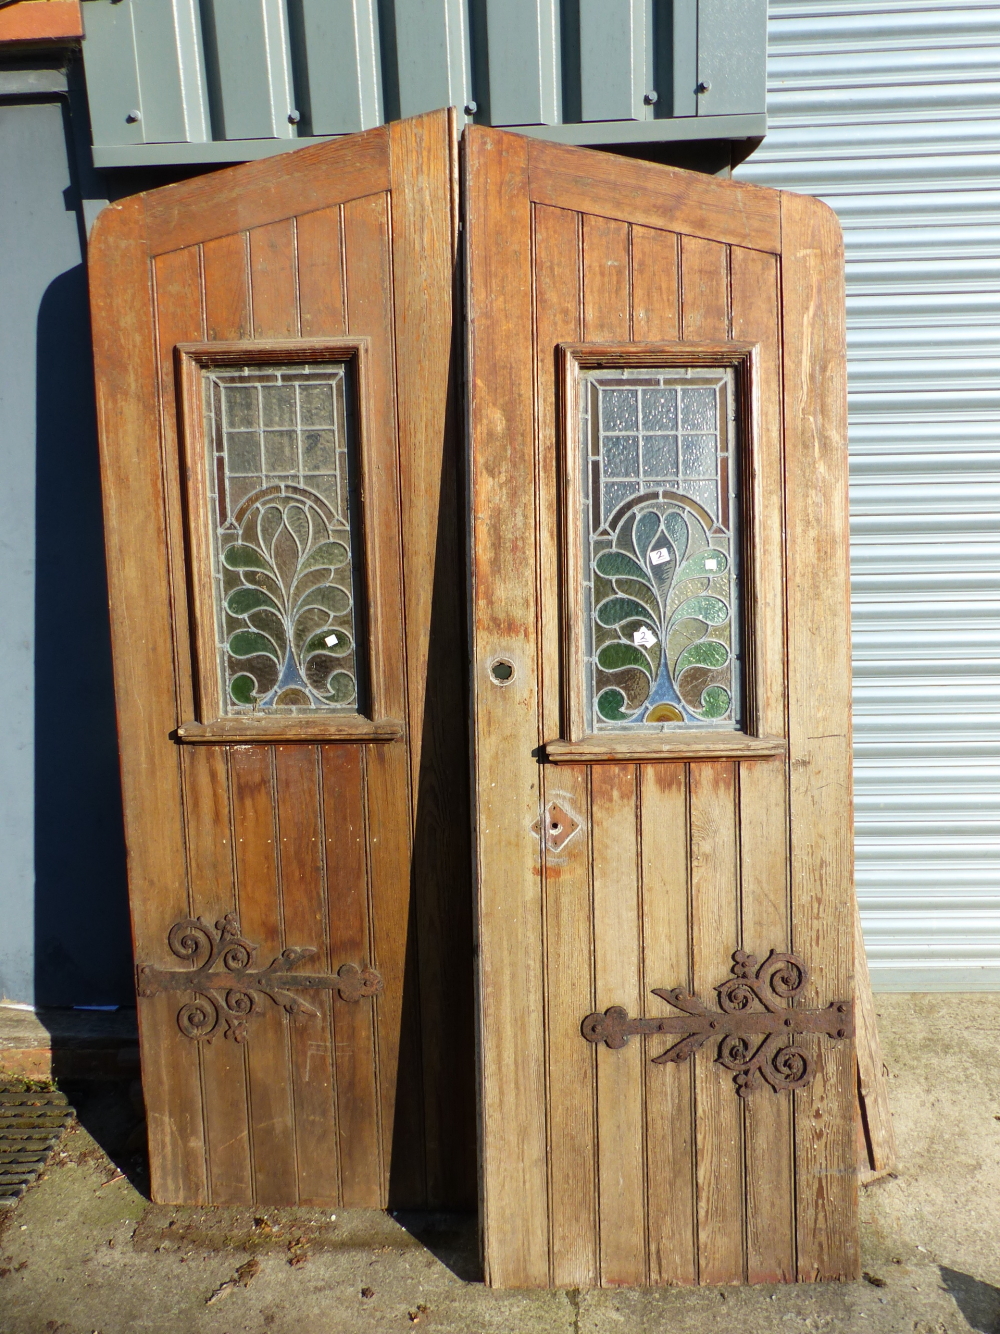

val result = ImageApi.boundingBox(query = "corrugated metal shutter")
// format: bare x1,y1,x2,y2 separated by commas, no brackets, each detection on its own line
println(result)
736,2,1000,990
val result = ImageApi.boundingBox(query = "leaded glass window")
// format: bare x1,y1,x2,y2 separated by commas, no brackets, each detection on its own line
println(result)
581,368,740,732
202,363,363,715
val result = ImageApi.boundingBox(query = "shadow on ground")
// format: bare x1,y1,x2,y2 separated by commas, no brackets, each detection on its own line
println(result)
940,1266,1000,1334
393,1212,481,1282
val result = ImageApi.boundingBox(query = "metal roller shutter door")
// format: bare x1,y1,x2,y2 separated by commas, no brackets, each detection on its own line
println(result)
736,1,1000,990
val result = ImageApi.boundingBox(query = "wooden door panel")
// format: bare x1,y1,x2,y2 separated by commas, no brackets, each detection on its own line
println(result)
91,111,474,1209
467,128,857,1286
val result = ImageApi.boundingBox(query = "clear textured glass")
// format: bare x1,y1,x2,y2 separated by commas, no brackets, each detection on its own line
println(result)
202,363,362,716
581,368,740,733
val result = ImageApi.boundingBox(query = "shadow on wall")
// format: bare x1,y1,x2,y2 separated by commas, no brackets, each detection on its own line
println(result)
34,263,133,1006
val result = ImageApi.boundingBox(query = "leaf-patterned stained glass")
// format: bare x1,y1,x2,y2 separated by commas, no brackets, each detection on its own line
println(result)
202,364,364,715
581,368,741,732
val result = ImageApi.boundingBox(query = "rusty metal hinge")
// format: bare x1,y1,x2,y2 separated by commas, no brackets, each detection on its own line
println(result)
582,950,852,1097
136,913,382,1043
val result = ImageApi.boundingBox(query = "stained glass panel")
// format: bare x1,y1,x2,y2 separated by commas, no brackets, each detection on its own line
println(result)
581,368,741,732
202,363,363,715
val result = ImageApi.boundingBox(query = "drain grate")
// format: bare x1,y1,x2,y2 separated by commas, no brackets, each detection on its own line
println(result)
0,1087,74,1209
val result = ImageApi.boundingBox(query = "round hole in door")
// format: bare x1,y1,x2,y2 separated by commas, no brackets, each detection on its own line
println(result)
489,658,515,685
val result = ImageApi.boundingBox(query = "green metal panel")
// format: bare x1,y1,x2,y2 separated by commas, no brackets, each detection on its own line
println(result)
485,0,559,126
81,0,766,165
390,0,470,120
579,0,649,123
696,0,767,117
200,0,296,139
293,0,382,135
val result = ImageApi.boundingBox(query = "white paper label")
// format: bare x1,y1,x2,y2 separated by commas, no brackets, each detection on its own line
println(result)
649,547,670,566
324,632,339,647
633,627,658,648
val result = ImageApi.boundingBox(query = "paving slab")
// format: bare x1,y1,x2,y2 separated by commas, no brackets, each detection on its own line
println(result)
0,994,997,1334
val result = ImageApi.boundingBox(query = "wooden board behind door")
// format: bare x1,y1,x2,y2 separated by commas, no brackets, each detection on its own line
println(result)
465,128,857,1286
89,110,475,1209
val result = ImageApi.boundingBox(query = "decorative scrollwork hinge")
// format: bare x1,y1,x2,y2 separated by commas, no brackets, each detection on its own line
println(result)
582,950,852,1097
136,913,383,1043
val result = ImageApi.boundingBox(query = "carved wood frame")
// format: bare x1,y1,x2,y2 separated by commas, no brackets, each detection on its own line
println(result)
174,337,401,743
551,340,786,763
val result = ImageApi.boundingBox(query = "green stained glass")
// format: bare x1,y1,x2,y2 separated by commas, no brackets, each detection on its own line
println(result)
203,364,363,716
581,368,740,733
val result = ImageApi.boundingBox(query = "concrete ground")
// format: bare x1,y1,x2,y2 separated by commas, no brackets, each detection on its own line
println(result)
0,994,998,1334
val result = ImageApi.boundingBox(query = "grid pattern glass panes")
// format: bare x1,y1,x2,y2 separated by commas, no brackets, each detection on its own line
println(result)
581,367,741,732
202,363,363,715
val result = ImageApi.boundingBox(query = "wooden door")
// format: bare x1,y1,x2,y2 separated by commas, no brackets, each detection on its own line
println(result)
90,109,475,1209
466,128,858,1285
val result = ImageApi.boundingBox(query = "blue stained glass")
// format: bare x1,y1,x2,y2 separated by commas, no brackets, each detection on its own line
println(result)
681,433,715,477
602,388,639,432
680,387,716,432
604,435,640,478
641,434,678,478
604,481,640,515
641,388,676,432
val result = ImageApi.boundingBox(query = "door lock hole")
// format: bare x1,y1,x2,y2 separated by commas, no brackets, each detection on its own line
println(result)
489,658,515,685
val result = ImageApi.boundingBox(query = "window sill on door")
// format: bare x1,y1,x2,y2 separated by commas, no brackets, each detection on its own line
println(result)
174,718,403,744
544,733,787,764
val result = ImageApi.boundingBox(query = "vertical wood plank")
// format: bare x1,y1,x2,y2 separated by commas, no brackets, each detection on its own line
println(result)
541,764,598,1285
641,763,697,1285
342,186,422,1206
182,746,252,1205
296,206,347,336
534,201,596,1284
582,214,630,341
731,246,786,737
592,765,646,1286
125,238,208,1202
534,203,581,744
781,191,859,1282
680,237,730,341
679,227,744,1284
322,745,380,1207
465,126,550,1287
690,761,744,1284
249,219,298,337
631,226,680,341
186,229,254,1205
739,759,795,1281
275,745,340,1206
203,233,250,340
366,741,421,1206
230,746,297,1205
389,111,476,1207
730,242,796,1281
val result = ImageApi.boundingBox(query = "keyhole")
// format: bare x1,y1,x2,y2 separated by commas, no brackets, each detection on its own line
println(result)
490,659,515,684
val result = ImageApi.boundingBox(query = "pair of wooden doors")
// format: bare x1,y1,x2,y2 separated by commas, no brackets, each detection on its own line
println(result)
91,109,857,1285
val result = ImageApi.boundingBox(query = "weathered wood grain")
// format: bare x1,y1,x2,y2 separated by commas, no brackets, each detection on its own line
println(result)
465,125,550,1287
89,200,207,1204
389,110,476,1208
274,744,340,1206
641,764,698,1285
592,765,646,1285
527,137,781,253
230,745,297,1205
780,189,858,1282
322,744,380,1206
541,764,598,1286
93,113,468,1213
145,128,390,255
